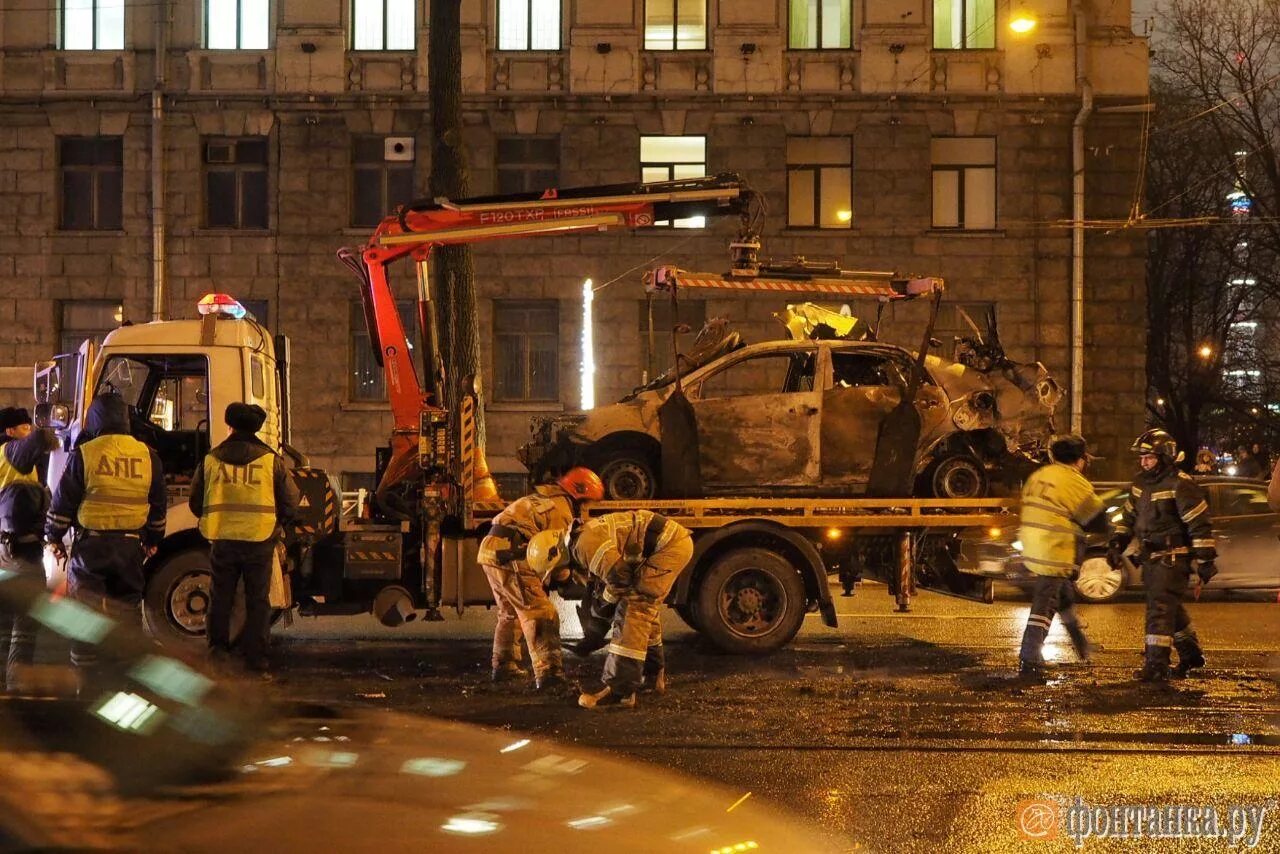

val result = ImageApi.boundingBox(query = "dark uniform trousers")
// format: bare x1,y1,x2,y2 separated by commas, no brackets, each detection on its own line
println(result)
66,532,147,695
1019,575,1088,665
0,539,42,690
208,539,274,664
1141,554,1200,668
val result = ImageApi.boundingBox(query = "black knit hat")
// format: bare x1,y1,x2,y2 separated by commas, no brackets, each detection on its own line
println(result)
225,402,267,433
0,407,32,432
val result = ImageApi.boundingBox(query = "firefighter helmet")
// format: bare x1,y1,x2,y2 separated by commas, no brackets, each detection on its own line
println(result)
1049,434,1089,464
1131,428,1180,463
557,467,605,501
526,528,570,582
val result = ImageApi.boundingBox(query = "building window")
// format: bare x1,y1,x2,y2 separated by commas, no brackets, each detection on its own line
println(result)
352,136,417,227
640,135,706,228
644,0,706,51
788,0,851,50
60,0,125,50
787,137,852,229
638,299,707,381
931,137,996,229
352,0,414,50
349,300,418,402
495,136,560,194
497,0,560,50
493,301,559,402
206,0,270,49
59,137,123,231
933,0,995,50
203,138,269,229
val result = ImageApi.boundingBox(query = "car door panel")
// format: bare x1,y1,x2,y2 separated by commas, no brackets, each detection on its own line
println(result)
1206,484,1280,589
693,391,820,486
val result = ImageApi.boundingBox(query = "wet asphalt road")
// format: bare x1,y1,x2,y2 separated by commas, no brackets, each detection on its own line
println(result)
261,582,1280,853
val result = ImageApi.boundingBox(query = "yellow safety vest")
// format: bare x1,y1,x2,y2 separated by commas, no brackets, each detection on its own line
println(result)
1018,462,1104,577
198,450,278,542
0,446,40,492
78,434,153,531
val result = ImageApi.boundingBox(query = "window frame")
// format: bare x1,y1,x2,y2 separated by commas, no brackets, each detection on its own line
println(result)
351,135,417,228
492,299,561,403
639,135,707,228
643,0,708,52
933,0,996,51
787,0,853,51
58,136,123,232
60,0,125,50
350,0,416,51
785,136,853,230
495,0,562,51
930,136,997,230
348,300,418,403
494,135,561,195
201,137,270,231
204,0,271,50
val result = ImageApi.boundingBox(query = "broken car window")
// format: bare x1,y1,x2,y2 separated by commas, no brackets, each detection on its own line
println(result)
698,350,815,400
832,352,903,388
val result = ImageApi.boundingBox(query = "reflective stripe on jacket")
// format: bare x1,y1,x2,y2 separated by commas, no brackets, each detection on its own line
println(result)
197,449,278,542
477,485,575,566
1018,462,1104,577
77,434,153,531
0,447,39,492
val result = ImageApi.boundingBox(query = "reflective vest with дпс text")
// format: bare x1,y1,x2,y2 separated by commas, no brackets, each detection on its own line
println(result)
199,450,277,542
1018,462,1104,578
78,434,153,531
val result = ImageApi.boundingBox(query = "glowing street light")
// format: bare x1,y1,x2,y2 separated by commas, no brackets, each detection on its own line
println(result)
1198,344,1214,360
581,279,595,410
1009,14,1037,34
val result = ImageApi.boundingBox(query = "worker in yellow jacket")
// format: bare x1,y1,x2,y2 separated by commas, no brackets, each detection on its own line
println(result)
1017,434,1110,681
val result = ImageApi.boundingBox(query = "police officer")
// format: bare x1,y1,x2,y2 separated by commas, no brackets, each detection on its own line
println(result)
0,407,57,693
1016,434,1110,681
1109,429,1215,682
477,467,603,690
45,393,166,694
528,509,694,710
189,403,298,677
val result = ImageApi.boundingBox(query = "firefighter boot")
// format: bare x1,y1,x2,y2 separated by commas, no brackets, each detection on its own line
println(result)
491,661,529,684
1172,630,1206,679
1134,645,1171,683
578,685,637,710
534,668,571,694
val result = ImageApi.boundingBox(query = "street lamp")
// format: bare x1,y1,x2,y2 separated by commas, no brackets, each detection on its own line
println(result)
1009,13,1037,34
1198,344,1214,360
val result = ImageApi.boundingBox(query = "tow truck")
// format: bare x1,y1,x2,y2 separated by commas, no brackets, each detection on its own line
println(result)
33,173,1014,655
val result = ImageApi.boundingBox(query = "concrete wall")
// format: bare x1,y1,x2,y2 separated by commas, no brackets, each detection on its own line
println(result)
0,0,1149,483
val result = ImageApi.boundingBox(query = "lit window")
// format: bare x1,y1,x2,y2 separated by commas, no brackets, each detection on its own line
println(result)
934,0,995,50
350,301,417,402
206,0,270,50
203,138,269,229
644,0,706,51
931,137,996,229
493,301,559,402
59,137,123,231
352,0,415,51
497,0,561,51
61,0,125,50
352,136,417,227
495,136,560,194
789,0,851,50
640,136,706,228
786,137,852,228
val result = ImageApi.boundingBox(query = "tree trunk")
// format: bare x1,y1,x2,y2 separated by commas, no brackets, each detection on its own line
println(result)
428,0,484,447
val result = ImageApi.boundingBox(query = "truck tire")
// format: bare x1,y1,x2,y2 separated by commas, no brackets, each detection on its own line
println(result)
692,548,806,655
674,602,702,632
143,547,245,649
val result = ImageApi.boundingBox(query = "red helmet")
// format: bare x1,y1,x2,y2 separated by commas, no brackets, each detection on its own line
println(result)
557,467,604,501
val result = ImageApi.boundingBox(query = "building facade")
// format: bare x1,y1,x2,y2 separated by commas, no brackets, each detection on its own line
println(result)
0,0,1150,487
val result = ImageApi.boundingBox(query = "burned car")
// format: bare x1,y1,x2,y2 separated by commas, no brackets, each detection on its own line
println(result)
520,314,1062,500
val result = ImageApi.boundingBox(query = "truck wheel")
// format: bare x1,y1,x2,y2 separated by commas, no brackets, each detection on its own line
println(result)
928,454,988,499
674,602,702,632
143,548,245,648
598,453,657,500
693,548,806,654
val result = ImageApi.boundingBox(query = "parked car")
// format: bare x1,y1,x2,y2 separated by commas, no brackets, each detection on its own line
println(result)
520,329,1062,501
957,477,1280,603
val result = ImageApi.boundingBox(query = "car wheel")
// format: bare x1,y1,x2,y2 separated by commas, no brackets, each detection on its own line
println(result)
929,454,988,499
1074,556,1123,603
598,453,658,500
693,548,807,655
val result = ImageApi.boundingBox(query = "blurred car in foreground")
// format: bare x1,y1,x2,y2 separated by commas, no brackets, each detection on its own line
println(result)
957,477,1280,603
0,570,836,852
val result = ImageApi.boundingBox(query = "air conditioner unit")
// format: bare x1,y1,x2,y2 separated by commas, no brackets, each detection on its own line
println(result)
205,142,235,164
384,137,414,162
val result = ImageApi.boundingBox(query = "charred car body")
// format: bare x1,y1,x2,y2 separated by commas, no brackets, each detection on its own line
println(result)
521,313,1062,500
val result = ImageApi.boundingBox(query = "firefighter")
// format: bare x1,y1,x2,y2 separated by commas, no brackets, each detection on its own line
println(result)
1108,429,1216,683
1015,434,1110,681
189,403,299,677
44,393,166,695
528,509,694,710
476,467,603,690
0,407,57,693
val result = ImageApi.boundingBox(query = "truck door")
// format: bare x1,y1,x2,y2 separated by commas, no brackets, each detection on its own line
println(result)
688,346,820,488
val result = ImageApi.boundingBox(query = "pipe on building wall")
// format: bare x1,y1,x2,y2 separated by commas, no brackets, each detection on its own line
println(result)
150,1,170,321
1070,0,1093,434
